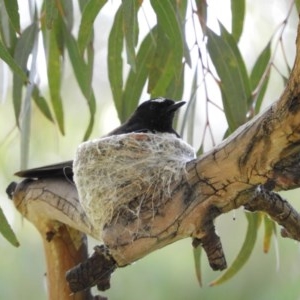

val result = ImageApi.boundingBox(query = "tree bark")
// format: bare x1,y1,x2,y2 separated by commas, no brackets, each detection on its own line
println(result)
7,20,300,300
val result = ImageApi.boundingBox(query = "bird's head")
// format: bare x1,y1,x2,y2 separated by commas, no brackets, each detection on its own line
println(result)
130,97,186,134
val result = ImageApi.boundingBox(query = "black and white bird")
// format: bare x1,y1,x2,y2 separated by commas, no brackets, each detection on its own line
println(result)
15,98,185,180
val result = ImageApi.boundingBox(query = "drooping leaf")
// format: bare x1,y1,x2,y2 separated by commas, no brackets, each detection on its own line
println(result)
0,40,27,82
0,2,17,52
220,22,250,96
254,73,269,114
122,0,139,71
47,24,64,134
45,0,58,29
60,0,74,30
3,0,20,34
108,6,124,120
63,22,96,140
263,214,276,253
148,0,184,97
175,0,191,68
193,245,202,286
13,23,38,126
0,206,19,247
32,85,54,122
121,27,156,120
231,0,245,42
78,0,90,12
250,42,271,91
249,42,271,113
207,23,251,131
78,0,107,55
166,65,184,100
210,212,260,286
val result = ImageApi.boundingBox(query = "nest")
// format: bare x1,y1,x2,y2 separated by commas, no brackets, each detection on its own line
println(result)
73,133,195,237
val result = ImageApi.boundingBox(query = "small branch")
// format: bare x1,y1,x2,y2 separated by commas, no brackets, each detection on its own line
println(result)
244,185,300,241
66,245,117,293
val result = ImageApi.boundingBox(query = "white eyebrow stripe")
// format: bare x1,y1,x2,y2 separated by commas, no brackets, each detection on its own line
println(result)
151,97,166,103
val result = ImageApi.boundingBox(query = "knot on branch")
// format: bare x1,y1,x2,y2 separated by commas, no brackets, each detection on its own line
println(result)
66,245,117,293
244,185,300,241
192,206,227,271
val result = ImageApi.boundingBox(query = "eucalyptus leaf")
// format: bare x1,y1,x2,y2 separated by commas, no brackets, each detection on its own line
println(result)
148,0,184,96
122,0,139,71
47,25,64,134
231,0,245,42
45,0,58,29
78,0,107,55
250,42,271,91
207,24,251,131
263,214,276,253
0,206,19,247
32,85,54,122
13,23,38,126
121,27,156,120
193,245,202,286
63,22,96,140
3,0,20,34
108,6,124,120
0,40,27,82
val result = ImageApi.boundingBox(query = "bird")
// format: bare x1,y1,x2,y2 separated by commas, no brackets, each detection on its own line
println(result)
15,98,186,180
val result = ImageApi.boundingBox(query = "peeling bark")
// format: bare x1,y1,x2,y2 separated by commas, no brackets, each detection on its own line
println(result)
6,20,300,300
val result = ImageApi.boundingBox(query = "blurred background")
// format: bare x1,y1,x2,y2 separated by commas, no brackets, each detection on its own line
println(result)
1,0,300,299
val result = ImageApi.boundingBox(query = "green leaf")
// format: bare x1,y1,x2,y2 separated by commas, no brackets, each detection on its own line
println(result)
0,3,17,51
78,0,107,55
166,65,184,100
121,28,156,120
61,0,74,30
210,212,260,286
193,245,202,286
3,0,20,34
207,23,251,131
254,72,270,114
148,0,184,96
250,42,271,113
45,0,58,29
63,22,96,140
122,0,139,71
263,214,276,253
32,85,54,122
13,23,38,126
0,40,27,82
250,42,271,91
47,25,64,134
0,206,19,247
108,6,123,119
78,0,90,12
231,0,245,42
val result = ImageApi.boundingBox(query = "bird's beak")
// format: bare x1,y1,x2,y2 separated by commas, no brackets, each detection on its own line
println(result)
167,101,186,113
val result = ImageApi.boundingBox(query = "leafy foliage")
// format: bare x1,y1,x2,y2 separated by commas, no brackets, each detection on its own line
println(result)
0,0,296,286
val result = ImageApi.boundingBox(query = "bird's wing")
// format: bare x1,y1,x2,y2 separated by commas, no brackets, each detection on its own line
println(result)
15,160,74,179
